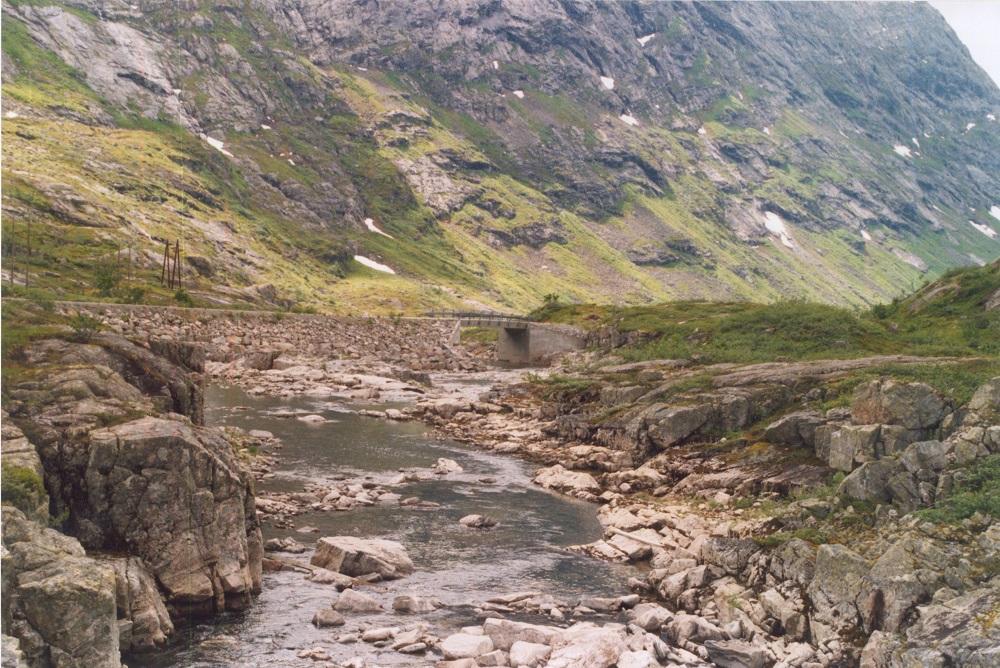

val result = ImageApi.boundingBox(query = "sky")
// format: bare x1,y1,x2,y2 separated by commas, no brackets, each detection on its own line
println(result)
930,0,1000,86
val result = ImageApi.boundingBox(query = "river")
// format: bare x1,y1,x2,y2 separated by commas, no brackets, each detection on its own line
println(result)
137,384,633,666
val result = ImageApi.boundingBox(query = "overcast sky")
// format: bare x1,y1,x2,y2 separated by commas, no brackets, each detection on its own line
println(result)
930,0,1000,86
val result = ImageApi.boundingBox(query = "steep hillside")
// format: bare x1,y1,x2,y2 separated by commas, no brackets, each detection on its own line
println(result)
2,0,999,312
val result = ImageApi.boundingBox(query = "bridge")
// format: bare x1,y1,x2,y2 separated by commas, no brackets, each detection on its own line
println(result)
427,311,585,364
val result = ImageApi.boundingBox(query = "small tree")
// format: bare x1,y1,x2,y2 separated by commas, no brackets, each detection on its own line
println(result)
94,261,121,296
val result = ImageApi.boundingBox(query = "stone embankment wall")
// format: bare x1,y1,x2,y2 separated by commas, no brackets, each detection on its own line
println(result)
55,303,476,370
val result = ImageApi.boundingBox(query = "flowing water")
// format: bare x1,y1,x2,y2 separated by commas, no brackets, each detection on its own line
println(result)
138,384,633,667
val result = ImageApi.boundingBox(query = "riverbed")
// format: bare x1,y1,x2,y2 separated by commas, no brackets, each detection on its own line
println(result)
138,384,633,666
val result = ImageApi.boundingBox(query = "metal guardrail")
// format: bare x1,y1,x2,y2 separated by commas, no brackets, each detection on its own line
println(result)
425,310,535,328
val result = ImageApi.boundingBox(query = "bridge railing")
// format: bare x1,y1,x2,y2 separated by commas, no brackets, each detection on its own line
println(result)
425,310,535,328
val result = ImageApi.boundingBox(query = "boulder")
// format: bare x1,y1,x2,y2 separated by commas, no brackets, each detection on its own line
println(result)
82,417,262,614
332,588,382,613
392,595,441,613
459,514,497,529
482,618,562,651
1,508,122,668
851,380,948,430
806,544,870,633
0,419,49,523
628,603,673,631
440,633,494,660
312,608,346,627
763,410,824,448
311,536,413,579
103,556,173,652
838,459,899,503
704,639,769,668
616,650,659,668
547,622,626,668
508,640,551,667
828,424,880,471
533,465,600,496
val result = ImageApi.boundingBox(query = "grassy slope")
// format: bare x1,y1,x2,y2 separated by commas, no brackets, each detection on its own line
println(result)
3,7,999,314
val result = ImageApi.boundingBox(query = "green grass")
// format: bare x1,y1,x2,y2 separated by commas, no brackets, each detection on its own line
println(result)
918,455,1000,524
1,464,46,518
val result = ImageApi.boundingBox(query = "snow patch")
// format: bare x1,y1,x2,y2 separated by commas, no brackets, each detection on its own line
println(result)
988,114,996,122
763,211,795,248
990,205,1000,221
287,158,295,166
619,113,639,126
201,134,233,158
492,60,499,70
600,76,615,90
965,122,976,131
861,229,872,242
353,255,396,274
637,33,655,46
970,221,998,239
911,137,919,148
697,126,707,136
357,66,368,72
364,217,394,239
5,111,19,119
512,90,524,99
762,127,770,136
892,144,912,158
172,88,182,95
260,124,271,130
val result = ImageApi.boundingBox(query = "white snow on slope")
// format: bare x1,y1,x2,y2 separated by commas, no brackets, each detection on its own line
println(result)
354,255,396,274
965,122,976,131
762,127,770,136
969,221,998,239
201,134,233,158
911,137,919,148
893,144,911,158
364,217,394,239
261,124,271,130
861,229,872,242
988,114,996,122
619,113,639,126
600,76,615,90
492,60,499,70
637,33,655,46
512,90,524,99
763,211,795,248
990,205,1000,221
697,126,707,136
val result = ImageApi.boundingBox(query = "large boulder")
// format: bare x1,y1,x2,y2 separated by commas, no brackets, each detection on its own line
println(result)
482,618,563,651
102,556,174,652
440,633,494,660
827,424,880,471
763,410,824,448
838,459,899,503
533,465,601,497
311,536,413,579
1,508,122,668
704,639,769,668
83,417,262,614
547,622,627,668
806,544,870,634
851,380,948,430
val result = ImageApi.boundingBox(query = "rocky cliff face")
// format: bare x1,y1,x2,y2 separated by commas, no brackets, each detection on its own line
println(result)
2,1,999,311
1,331,262,665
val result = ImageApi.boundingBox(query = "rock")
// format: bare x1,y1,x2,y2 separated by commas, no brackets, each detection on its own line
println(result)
311,536,414,579
1,508,122,668
392,595,442,613
806,544,870,633
475,649,509,666
459,514,497,529
297,414,326,423
0,419,49,523
79,417,262,614
441,633,494,660
628,603,672,631
332,588,382,613
104,556,174,652
533,465,600,496
616,650,659,668
665,613,725,645
763,410,824,448
700,537,759,575
644,403,714,450
433,458,464,474
307,568,354,589
264,537,306,553
851,379,948,430
828,424,880,471
482,618,563,651
547,622,626,668
362,626,396,642
312,608,346,627
704,639,769,668
508,640,551,667
838,459,899,502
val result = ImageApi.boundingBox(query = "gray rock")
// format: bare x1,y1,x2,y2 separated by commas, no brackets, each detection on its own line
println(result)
851,380,948,430
103,556,173,652
704,639,769,668
312,608,346,627
806,544,870,633
311,536,413,579
828,424,880,471
763,410,824,448
440,633,494,660
332,588,382,613
838,459,899,503
508,640,551,667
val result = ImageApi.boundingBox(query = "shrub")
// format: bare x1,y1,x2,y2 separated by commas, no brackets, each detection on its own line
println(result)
174,288,193,306
919,455,1000,523
94,261,122,296
1,464,46,517
118,286,146,304
68,312,102,342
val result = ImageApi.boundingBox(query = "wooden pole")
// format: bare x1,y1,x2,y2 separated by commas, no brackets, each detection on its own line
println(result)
160,241,169,285
174,240,181,290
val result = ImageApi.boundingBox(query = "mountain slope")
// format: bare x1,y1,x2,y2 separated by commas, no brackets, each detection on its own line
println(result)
2,0,999,312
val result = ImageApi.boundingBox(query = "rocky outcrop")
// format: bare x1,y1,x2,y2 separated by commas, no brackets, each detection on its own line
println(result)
1,508,121,668
310,536,413,579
